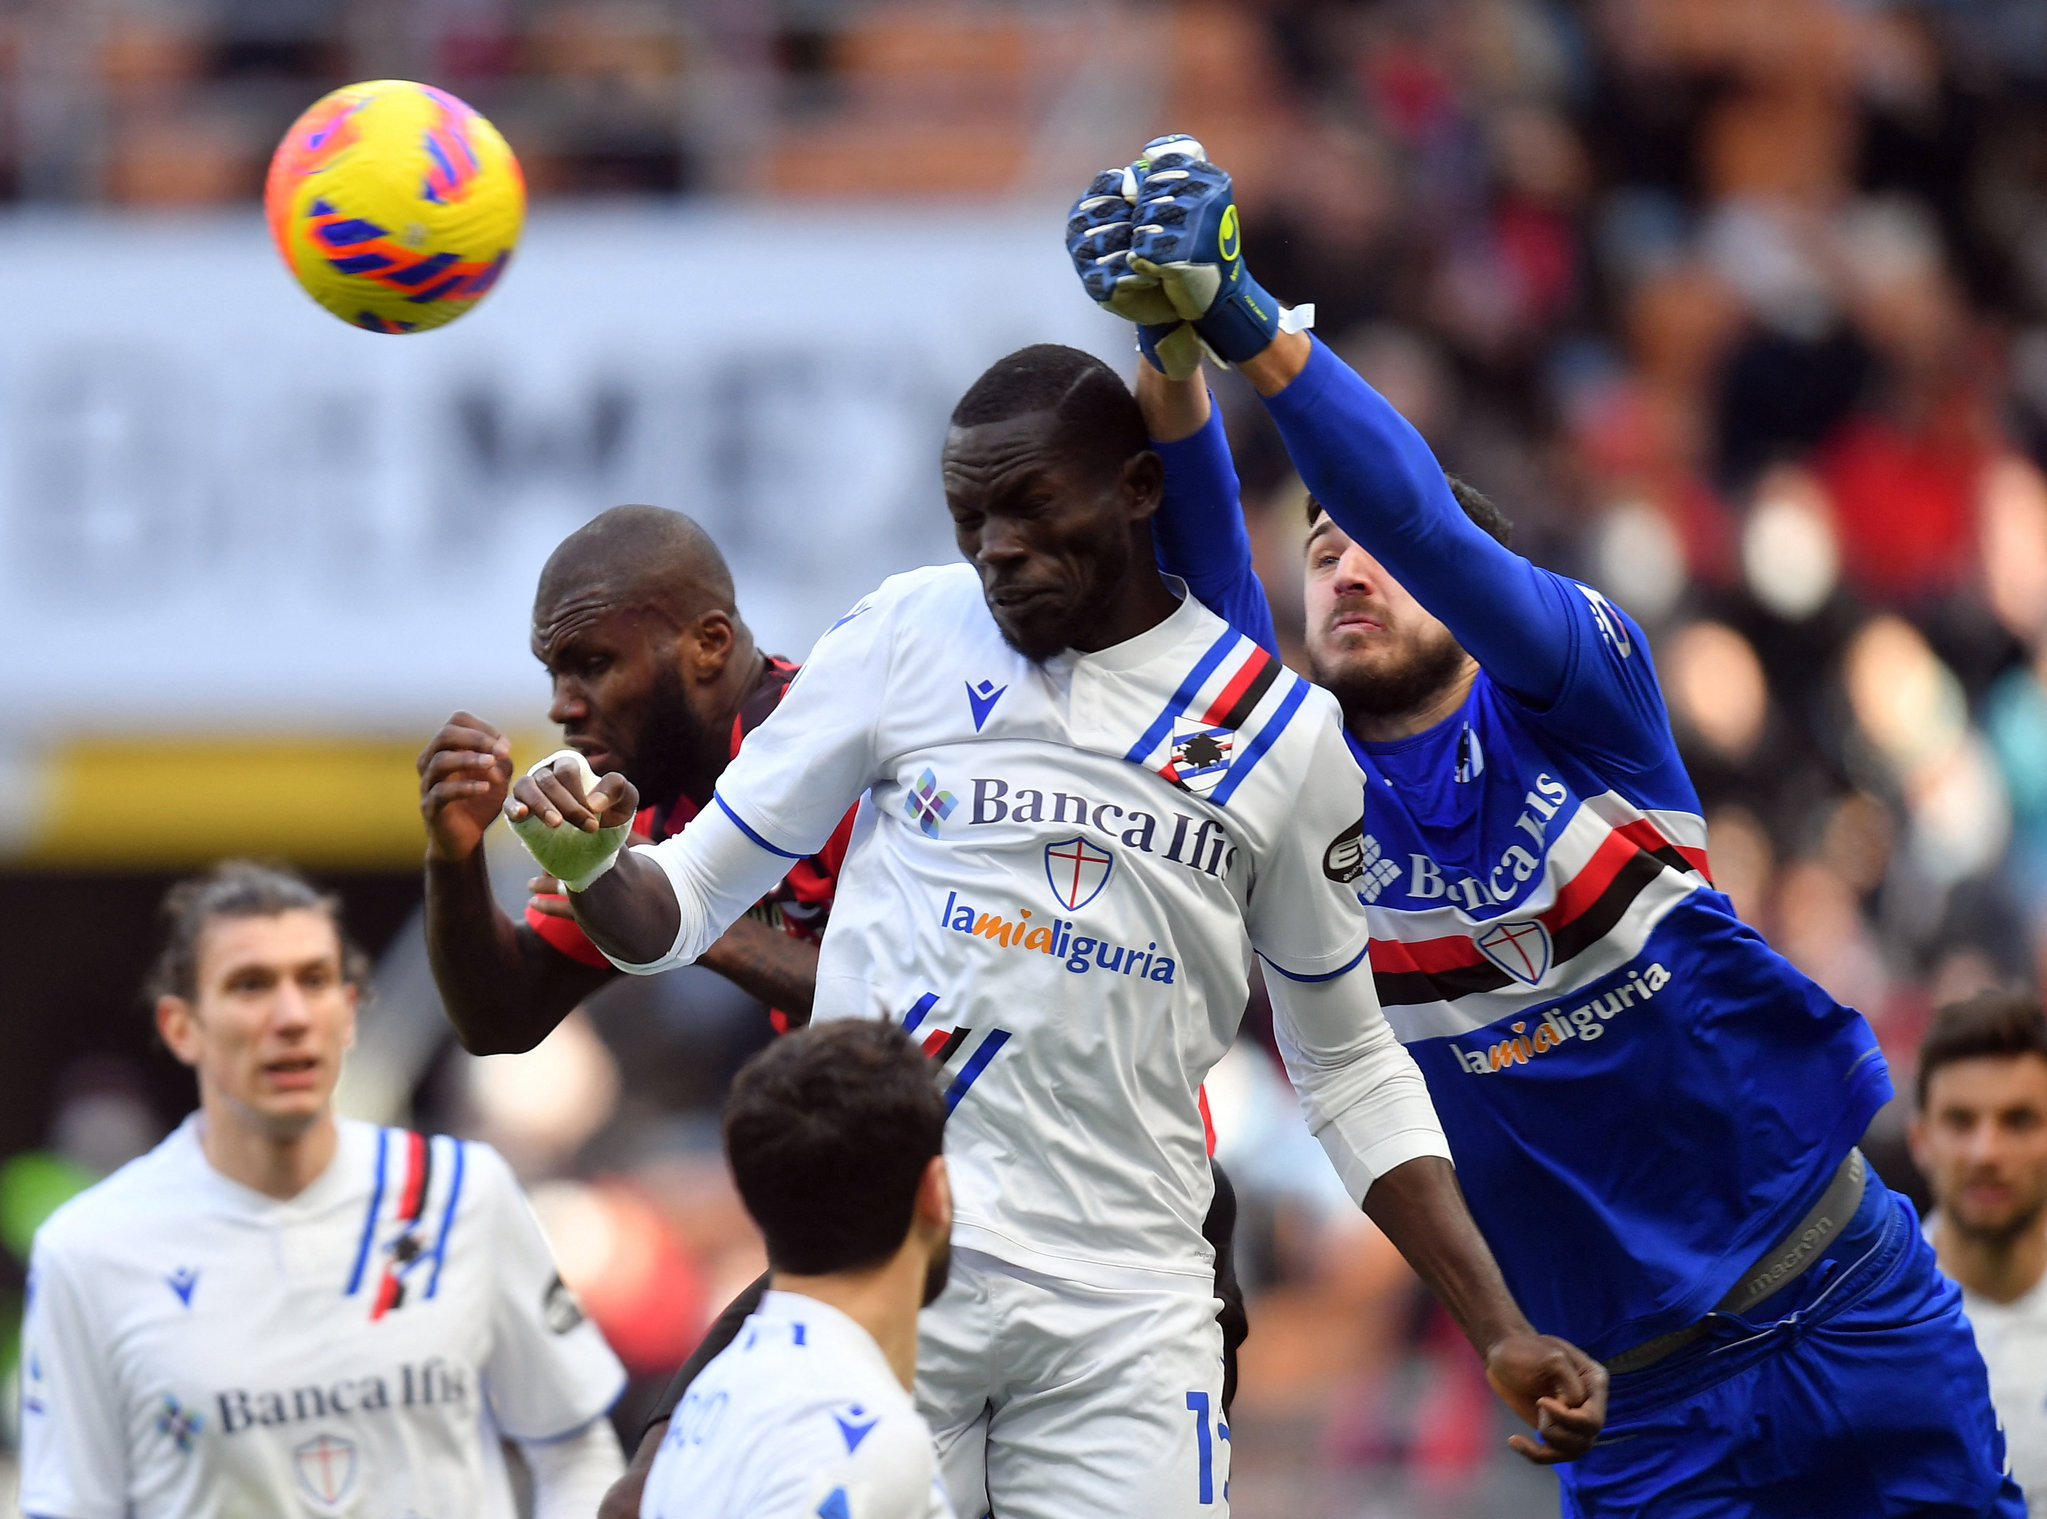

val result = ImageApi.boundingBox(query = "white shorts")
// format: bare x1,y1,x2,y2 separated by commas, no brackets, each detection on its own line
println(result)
915,1249,1230,1519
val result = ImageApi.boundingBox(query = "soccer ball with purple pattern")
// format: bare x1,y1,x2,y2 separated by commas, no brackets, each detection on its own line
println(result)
265,80,525,334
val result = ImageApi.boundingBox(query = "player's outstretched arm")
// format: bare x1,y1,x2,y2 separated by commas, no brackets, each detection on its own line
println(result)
1066,151,1280,655
1109,137,1572,706
419,713,616,1054
1364,1155,1607,1463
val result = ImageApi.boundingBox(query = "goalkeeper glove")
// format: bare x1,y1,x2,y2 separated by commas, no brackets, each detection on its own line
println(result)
1128,134,1312,364
1065,165,1208,379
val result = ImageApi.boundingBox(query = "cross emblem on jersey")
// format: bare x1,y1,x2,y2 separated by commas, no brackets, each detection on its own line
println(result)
294,1431,359,1507
1475,919,1552,986
1044,836,1114,911
904,768,957,838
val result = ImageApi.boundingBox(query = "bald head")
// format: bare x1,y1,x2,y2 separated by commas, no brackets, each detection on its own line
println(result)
537,504,736,629
531,506,758,805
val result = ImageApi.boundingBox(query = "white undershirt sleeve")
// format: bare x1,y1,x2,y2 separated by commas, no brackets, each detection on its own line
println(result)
518,1418,625,1519
1265,967,1452,1206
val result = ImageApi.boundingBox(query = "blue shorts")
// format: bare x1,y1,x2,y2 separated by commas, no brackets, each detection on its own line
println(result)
1557,1171,2024,1518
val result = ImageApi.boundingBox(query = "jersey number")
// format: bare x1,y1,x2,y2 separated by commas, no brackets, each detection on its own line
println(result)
1185,1390,1228,1505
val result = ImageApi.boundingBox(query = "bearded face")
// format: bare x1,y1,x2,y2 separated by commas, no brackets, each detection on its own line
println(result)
1303,519,1472,724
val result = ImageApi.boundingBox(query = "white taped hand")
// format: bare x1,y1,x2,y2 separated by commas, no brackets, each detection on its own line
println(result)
506,750,631,892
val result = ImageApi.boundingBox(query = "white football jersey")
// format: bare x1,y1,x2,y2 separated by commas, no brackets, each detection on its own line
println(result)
640,1290,953,1519
1960,1273,2047,1517
629,565,1446,1289
20,1115,624,1519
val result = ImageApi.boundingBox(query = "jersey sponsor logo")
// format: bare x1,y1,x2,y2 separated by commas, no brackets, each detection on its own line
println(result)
1446,963,1671,1074
293,1431,358,1507
937,890,1177,983
834,1404,878,1453
966,678,1007,731
1400,773,1570,912
905,768,958,838
1044,835,1113,910
214,1357,471,1435
542,1273,586,1334
967,778,1240,881
1322,820,1402,901
165,1265,199,1307
1475,920,1550,985
156,1393,202,1454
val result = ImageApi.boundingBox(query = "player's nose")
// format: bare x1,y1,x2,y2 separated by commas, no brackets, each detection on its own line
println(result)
547,680,587,727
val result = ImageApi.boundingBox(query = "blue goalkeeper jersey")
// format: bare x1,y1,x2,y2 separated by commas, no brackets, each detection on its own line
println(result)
1154,340,1891,1359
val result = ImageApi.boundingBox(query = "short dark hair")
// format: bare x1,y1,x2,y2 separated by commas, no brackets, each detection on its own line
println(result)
146,860,369,1004
950,344,1149,482
1916,990,2047,1108
723,1020,947,1275
1306,474,1513,548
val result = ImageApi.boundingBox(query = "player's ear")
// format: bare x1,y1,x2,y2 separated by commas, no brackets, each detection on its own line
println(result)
156,996,202,1069
684,609,738,683
1119,448,1164,523
914,1155,952,1238
1905,1111,1929,1174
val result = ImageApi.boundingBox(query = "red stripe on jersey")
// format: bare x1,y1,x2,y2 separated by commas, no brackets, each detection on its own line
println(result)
1368,934,1486,976
1613,818,1712,882
1198,1085,1216,1158
1538,830,1636,933
369,1271,401,1321
395,1131,428,1223
1199,646,1273,728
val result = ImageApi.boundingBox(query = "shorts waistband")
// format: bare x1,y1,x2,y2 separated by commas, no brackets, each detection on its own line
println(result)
1604,1149,1870,1377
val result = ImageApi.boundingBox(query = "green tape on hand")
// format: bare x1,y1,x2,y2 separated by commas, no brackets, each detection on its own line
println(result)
506,750,631,891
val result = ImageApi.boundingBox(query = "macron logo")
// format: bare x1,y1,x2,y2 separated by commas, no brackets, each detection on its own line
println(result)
167,1266,199,1308
966,679,1007,731
834,1406,878,1453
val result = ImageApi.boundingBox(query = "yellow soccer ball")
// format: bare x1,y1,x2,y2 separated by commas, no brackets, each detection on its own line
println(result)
264,80,525,334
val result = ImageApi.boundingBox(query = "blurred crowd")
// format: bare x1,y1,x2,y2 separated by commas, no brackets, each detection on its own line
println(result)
7,0,2047,1512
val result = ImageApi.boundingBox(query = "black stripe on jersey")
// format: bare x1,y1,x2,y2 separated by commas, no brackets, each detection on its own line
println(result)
1372,848,1666,1008
1214,654,1281,732
1375,961,1511,1008
929,1027,971,1065
1546,850,1664,965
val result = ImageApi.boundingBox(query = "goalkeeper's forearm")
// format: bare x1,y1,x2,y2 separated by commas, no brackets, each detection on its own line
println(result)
573,803,794,974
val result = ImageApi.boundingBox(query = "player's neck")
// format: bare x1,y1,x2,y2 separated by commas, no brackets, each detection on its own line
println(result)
1345,656,1481,744
197,1096,340,1201
770,1255,925,1392
679,645,766,801
1072,565,1181,656
1935,1211,2047,1305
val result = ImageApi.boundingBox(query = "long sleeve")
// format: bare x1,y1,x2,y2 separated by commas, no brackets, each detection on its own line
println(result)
1152,401,1281,655
1262,337,1570,705
1265,969,1452,1205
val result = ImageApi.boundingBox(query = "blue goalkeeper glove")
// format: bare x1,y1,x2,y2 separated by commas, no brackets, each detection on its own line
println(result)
1065,165,1208,379
1128,134,1312,364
